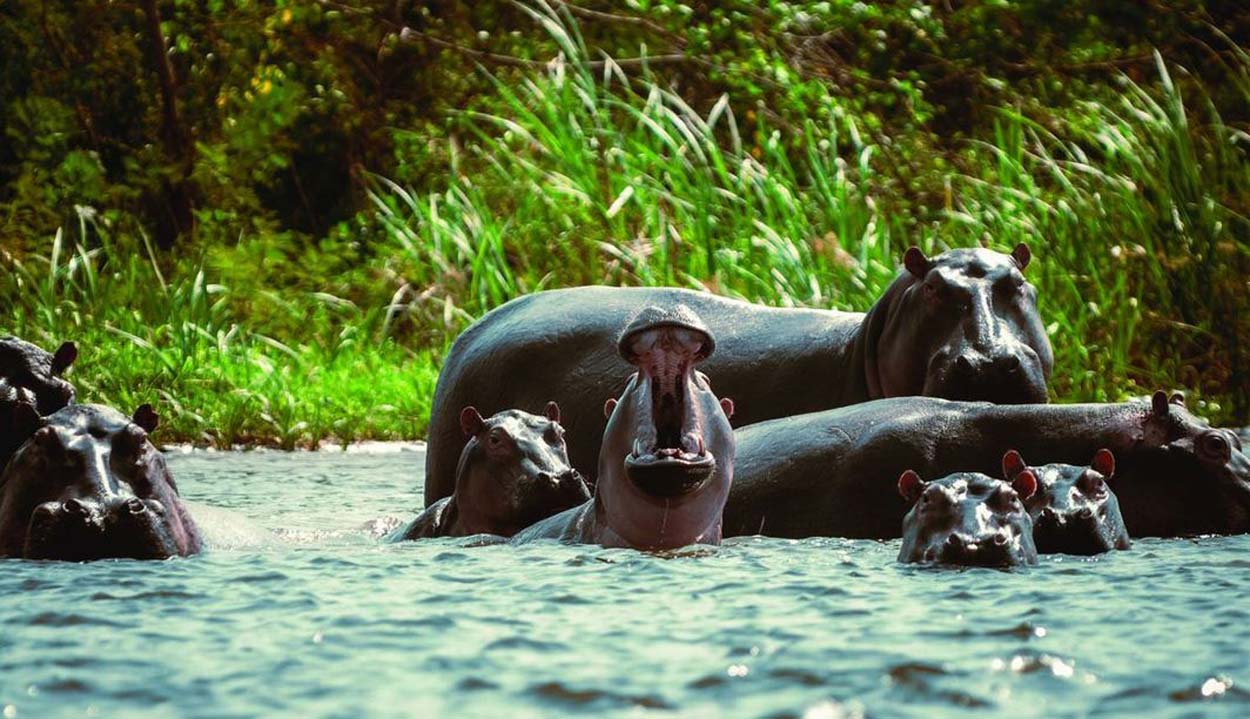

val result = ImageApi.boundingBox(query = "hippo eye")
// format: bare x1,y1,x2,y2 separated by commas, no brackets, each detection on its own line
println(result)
1199,432,1231,461
544,425,564,445
992,486,1019,509
1077,473,1107,498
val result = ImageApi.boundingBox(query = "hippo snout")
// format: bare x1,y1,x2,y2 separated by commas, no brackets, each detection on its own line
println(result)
927,343,1048,404
938,532,1018,567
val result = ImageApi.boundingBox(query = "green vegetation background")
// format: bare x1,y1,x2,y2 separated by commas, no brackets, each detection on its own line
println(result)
2,0,1248,446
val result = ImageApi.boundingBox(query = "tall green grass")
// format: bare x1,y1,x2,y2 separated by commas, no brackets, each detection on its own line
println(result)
4,2,1248,443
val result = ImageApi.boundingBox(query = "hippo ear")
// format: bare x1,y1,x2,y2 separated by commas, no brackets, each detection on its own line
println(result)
898,470,926,503
133,404,160,433
1169,391,1186,407
1011,470,1038,501
13,402,44,436
1151,390,1171,418
903,247,932,280
1001,449,1028,479
719,397,735,420
603,398,618,419
1092,448,1115,478
1011,243,1031,271
459,406,485,437
51,342,78,375
544,401,561,423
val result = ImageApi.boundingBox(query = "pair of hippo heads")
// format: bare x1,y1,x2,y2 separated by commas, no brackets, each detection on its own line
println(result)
513,305,736,550
425,244,1052,506
897,450,1132,567
1,337,78,469
390,402,589,540
0,403,201,560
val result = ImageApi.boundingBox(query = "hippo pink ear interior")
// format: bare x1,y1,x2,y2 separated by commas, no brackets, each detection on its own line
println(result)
720,397,735,419
1001,449,1027,479
133,404,160,433
898,470,925,503
51,341,78,375
1011,242,1032,271
459,406,486,438
544,401,561,423
903,247,932,280
1151,390,1171,418
1012,470,1038,501
603,398,618,419
1092,448,1115,478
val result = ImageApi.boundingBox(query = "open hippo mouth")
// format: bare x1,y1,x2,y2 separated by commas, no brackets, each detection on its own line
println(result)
623,323,715,499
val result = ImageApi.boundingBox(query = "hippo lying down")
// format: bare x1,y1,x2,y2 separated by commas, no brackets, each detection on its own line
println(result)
513,305,736,550
426,244,1052,505
725,392,1249,540
1,337,78,470
0,403,202,560
387,403,589,540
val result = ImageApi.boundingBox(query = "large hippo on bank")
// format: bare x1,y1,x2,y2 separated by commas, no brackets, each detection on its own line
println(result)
897,466,1039,567
724,393,1249,539
512,305,736,549
0,403,201,560
426,245,1052,504
388,403,589,540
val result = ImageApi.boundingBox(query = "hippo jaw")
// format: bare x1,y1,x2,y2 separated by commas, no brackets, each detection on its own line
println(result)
622,325,717,499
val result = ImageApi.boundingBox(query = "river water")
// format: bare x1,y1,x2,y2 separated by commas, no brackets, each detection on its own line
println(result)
1,448,1247,719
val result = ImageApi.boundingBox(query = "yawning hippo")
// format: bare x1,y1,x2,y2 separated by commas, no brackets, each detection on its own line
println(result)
1003,449,1131,555
425,245,1052,504
0,403,201,560
0,336,77,415
725,392,1250,539
389,403,589,540
898,468,1039,567
512,305,736,549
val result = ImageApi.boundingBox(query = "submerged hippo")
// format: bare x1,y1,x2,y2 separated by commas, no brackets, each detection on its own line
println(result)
898,467,1039,567
0,336,77,415
0,378,39,470
425,245,1051,504
1003,449,1131,555
389,403,589,540
0,403,201,560
512,305,736,549
725,392,1250,539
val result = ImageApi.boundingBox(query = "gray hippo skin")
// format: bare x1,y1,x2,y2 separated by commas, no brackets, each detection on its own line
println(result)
724,392,1250,539
898,467,1039,567
0,378,39,471
0,337,77,415
388,403,589,540
426,244,1052,504
0,403,202,560
1004,448,1131,554
512,305,736,549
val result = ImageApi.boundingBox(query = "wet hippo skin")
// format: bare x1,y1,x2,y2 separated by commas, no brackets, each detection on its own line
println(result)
725,392,1250,539
513,305,736,550
426,245,1052,504
897,468,1040,567
1004,449,1131,555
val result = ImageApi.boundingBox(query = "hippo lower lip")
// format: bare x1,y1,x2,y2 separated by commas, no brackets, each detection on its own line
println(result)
625,454,715,497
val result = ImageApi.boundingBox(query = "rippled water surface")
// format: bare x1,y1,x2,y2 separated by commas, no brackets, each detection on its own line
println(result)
2,449,1248,719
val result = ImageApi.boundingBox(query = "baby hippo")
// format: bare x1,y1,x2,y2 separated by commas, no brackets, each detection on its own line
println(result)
513,304,736,550
0,336,78,415
0,403,202,560
389,403,589,540
898,464,1039,567
1002,449,1130,555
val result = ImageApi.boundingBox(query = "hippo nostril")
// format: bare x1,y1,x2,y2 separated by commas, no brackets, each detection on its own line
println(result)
64,498,88,516
956,355,975,373
1000,355,1021,373
125,498,147,515
1076,507,1095,520
992,533,1009,546
535,472,556,486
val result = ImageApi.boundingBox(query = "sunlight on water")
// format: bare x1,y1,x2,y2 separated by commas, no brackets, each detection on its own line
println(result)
1,449,1247,718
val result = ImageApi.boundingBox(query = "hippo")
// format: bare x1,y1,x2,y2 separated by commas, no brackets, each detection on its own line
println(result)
0,403,201,560
425,244,1052,504
0,378,39,471
512,305,736,549
897,467,1039,566
724,392,1250,539
389,403,590,540
0,336,77,415
1003,449,1131,555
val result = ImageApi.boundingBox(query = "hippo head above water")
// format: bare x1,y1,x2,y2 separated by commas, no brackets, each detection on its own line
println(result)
0,403,201,560
0,378,39,470
1003,449,1130,555
454,402,590,535
898,468,1039,567
597,305,736,549
0,337,77,416
1111,392,1250,537
866,245,1052,404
